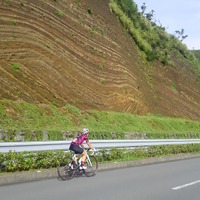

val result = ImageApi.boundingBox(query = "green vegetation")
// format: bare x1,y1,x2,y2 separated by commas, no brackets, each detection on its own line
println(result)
12,19,16,25
56,10,62,17
98,144,200,163
172,82,176,90
79,18,83,26
0,99,200,141
191,50,200,62
90,27,95,35
1,144,200,173
10,63,19,70
99,28,104,36
99,63,104,70
88,8,92,14
13,33,17,39
19,0,24,6
100,79,105,85
45,43,50,48
103,53,107,60
4,39,8,45
109,0,198,68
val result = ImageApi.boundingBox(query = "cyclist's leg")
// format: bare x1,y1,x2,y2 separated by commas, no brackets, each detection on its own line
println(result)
81,149,86,166
82,150,86,161
71,145,87,167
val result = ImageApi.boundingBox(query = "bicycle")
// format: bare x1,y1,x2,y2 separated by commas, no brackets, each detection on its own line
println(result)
57,148,98,180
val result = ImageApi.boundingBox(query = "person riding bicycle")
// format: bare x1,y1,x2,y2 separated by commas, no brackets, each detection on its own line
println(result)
69,128,94,169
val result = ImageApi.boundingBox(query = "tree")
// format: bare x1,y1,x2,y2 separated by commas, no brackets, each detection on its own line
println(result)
141,3,146,15
145,10,155,22
175,28,188,41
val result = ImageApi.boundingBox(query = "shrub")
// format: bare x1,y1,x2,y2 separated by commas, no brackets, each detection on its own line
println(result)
12,19,16,25
57,10,62,17
2,144,200,173
88,8,92,14
11,64,19,70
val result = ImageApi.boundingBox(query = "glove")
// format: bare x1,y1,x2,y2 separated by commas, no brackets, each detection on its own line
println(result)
89,148,96,155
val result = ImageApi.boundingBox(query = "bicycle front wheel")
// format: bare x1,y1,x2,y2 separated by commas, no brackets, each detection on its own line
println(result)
57,163,75,180
57,153,75,180
84,156,98,177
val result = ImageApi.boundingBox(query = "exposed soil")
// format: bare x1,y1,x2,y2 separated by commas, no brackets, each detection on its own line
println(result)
0,0,200,120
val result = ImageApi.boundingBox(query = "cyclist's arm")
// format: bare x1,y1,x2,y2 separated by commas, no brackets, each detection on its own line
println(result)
80,144,84,149
86,141,93,149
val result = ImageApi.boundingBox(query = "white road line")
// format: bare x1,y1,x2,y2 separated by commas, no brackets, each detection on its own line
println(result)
172,180,200,190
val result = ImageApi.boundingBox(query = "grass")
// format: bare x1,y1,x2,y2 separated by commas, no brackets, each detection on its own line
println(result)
4,39,8,45
12,19,16,25
56,10,62,17
172,82,176,90
99,63,104,70
88,8,92,14
45,43,50,48
11,64,19,70
0,99,200,138
100,79,105,85
90,27,95,35
99,28,104,36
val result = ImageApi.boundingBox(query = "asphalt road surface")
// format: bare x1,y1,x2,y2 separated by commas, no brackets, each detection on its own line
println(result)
1,157,200,200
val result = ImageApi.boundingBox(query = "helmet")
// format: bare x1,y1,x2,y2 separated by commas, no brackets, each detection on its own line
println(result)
82,128,89,135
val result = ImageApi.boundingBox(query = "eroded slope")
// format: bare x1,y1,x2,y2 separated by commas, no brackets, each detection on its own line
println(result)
0,0,200,120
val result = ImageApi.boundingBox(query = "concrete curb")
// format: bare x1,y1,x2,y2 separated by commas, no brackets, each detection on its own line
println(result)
1,153,200,186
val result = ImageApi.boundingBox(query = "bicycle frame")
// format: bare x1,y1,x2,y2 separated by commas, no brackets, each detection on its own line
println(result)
72,150,93,167
86,154,93,167
57,149,98,180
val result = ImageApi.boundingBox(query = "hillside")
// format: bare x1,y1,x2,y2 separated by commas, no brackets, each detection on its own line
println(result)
192,50,200,62
1,0,200,121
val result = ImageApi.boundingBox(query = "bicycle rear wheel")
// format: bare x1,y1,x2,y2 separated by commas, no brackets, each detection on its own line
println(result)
57,153,75,180
84,155,98,177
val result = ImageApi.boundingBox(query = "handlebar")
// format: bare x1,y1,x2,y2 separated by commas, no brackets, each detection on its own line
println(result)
87,148,96,155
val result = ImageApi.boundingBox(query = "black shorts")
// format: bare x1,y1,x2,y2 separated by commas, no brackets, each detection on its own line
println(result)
69,144,83,154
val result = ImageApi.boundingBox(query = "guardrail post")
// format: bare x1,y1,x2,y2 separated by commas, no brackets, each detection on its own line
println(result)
15,130,25,142
62,130,75,140
3,130,9,142
31,130,37,141
43,130,49,141
111,132,116,139
0,129,3,141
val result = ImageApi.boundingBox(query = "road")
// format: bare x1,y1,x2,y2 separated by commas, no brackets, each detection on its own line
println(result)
0,157,200,200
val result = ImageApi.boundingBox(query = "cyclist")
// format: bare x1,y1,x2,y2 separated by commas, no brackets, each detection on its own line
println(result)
69,128,94,169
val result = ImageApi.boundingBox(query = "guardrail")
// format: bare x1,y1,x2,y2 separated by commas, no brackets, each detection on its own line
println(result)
1,139,200,153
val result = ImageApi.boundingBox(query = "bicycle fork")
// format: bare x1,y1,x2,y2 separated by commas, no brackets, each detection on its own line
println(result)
86,154,92,167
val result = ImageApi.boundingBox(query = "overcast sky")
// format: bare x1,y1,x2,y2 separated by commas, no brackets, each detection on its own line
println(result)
133,0,200,50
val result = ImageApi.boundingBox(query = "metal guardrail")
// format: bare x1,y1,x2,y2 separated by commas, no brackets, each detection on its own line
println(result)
1,139,200,153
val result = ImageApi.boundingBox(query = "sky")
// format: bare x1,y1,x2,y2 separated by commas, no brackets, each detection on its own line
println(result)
133,0,200,50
